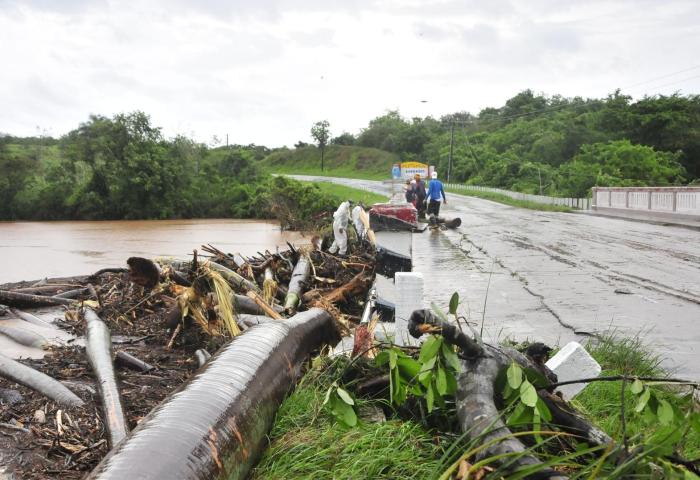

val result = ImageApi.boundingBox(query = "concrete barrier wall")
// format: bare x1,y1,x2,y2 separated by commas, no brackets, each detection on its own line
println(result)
592,186,700,221
445,184,591,210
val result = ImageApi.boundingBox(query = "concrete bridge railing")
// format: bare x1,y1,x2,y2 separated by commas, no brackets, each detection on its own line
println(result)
592,186,700,221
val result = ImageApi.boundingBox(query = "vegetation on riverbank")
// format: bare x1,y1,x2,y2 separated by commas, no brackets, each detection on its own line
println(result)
299,181,388,206
261,145,395,180
251,329,699,479
2,90,698,220
445,186,574,212
0,114,378,230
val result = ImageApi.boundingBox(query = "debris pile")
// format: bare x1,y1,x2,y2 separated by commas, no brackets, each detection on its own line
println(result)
0,235,376,479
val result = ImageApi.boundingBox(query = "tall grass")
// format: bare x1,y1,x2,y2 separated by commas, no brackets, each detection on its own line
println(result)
445,187,573,212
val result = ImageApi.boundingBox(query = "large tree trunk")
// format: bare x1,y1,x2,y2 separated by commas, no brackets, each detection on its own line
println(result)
84,308,129,448
0,353,83,408
86,308,338,480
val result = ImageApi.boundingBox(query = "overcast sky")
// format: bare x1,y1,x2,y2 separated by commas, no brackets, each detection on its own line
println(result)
1,0,698,146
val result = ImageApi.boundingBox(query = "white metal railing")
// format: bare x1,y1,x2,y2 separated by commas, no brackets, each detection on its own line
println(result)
445,184,591,210
592,186,700,217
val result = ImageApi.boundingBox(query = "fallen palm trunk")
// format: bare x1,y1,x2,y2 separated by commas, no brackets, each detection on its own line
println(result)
237,314,274,330
84,308,129,447
233,294,284,316
86,308,337,480
283,255,311,314
0,352,83,408
0,325,48,349
0,289,74,308
208,261,261,294
53,287,89,299
9,308,55,329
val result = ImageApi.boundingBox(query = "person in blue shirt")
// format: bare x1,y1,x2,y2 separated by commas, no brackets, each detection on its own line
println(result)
427,171,447,216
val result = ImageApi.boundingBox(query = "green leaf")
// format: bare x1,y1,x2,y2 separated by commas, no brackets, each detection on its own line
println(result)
449,292,459,315
336,387,354,406
419,370,432,388
445,370,458,394
635,387,651,413
419,336,441,363
630,378,644,394
536,398,552,422
657,399,674,425
322,385,334,406
520,380,538,407
507,403,531,427
689,413,700,434
507,362,523,390
396,356,421,379
420,356,437,373
375,350,389,366
426,384,435,412
441,342,462,372
332,398,357,427
436,367,448,395
389,349,397,370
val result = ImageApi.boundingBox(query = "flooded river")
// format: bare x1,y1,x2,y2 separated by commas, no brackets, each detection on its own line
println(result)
0,219,307,284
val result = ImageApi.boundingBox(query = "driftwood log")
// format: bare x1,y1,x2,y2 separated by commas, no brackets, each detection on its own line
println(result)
84,308,129,447
409,309,611,478
115,351,155,373
283,255,311,314
10,308,55,329
233,294,283,316
0,289,74,308
0,325,48,349
0,352,83,408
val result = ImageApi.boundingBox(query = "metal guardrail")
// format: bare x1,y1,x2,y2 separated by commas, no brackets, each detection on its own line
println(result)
445,184,591,210
592,186,700,217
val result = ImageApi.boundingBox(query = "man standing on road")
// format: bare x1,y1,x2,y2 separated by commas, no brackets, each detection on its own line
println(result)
427,171,447,216
414,174,427,218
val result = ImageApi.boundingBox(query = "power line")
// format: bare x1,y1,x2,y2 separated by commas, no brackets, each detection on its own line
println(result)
622,65,700,90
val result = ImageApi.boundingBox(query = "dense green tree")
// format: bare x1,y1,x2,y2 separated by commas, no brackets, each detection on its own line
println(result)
311,120,330,171
331,132,355,146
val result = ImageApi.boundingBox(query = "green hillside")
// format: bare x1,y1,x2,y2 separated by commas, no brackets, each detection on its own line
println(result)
260,145,398,180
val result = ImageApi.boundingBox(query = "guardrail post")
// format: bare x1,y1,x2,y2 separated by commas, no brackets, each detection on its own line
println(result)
648,191,652,210
625,191,629,208
672,191,677,212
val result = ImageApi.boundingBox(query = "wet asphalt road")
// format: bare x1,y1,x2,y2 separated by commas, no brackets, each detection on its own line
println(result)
292,175,700,379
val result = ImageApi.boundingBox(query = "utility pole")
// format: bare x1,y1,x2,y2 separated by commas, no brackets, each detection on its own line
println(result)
226,134,229,148
447,122,454,183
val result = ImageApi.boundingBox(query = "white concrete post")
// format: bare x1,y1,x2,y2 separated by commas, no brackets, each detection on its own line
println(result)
394,272,424,346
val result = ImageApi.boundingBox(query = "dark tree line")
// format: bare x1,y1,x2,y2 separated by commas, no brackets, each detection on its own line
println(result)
327,90,699,197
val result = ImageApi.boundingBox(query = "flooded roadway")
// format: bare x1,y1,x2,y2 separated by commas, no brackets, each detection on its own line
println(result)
292,176,700,379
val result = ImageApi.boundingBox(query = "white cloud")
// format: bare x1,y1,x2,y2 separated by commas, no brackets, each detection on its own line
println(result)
0,0,698,146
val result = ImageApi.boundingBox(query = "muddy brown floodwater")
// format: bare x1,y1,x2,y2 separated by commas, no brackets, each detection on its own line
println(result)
0,219,307,284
